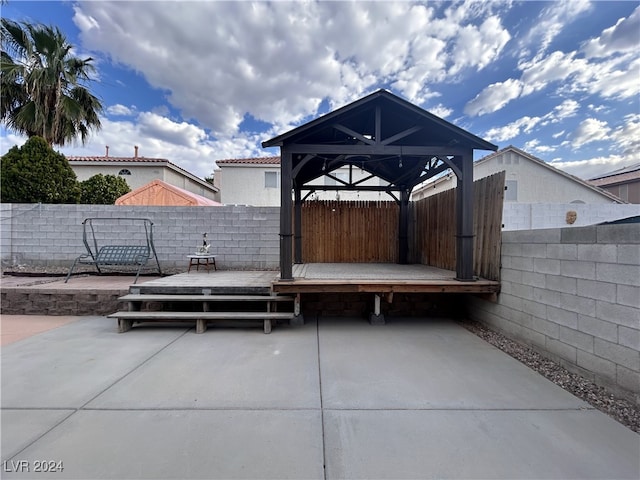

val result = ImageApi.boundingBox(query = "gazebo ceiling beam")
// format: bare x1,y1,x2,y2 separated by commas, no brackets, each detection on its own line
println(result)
300,184,403,192
287,144,466,156
380,125,423,146
407,162,452,189
291,153,315,178
332,124,375,145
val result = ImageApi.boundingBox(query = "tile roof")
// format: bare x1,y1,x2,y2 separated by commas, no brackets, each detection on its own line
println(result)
66,156,168,163
589,162,640,182
216,156,280,165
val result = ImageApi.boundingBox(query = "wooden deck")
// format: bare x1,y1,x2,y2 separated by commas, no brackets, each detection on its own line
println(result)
272,263,501,294
133,263,500,296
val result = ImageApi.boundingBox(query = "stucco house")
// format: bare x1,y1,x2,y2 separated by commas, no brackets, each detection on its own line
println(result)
412,145,622,204
409,146,639,230
67,147,219,202
589,163,640,204
216,156,388,206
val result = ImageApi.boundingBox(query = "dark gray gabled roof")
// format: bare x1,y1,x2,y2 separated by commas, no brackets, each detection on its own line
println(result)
263,89,497,152
262,89,496,192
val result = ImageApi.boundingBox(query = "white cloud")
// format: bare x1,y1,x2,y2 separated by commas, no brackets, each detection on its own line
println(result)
137,113,207,148
569,118,611,149
550,99,580,122
464,78,523,116
609,113,640,156
518,0,591,58
448,15,511,75
550,154,638,180
106,104,135,116
519,51,586,96
484,98,580,143
583,6,640,58
524,138,556,154
427,104,453,119
484,115,541,142
553,113,640,178
73,1,515,135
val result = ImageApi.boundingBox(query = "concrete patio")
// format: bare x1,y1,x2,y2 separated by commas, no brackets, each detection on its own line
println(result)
1,314,638,479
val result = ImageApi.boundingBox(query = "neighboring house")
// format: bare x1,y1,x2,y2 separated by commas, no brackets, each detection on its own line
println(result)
216,156,388,206
410,146,639,230
589,163,640,204
412,145,622,204
67,147,219,202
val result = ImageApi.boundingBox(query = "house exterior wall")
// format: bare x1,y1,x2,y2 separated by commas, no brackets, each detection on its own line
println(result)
217,164,282,206
467,225,640,405
72,164,166,189
598,181,640,204
217,164,387,206
474,151,617,204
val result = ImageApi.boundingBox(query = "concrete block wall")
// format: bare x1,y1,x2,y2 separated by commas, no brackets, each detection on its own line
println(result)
502,203,640,231
468,224,640,404
0,204,280,270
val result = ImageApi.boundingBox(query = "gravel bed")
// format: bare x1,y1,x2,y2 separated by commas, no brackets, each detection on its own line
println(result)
460,320,640,433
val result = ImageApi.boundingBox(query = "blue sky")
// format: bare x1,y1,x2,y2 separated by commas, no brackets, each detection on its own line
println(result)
1,1,638,181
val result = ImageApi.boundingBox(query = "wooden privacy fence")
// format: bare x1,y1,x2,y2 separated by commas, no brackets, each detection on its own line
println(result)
301,200,399,263
413,171,505,281
299,171,504,280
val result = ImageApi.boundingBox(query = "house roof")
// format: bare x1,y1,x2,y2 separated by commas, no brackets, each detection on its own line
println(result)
216,156,281,165
115,179,222,206
67,155,219,192
589,162,640,186
413,145,625,203
261,89,497,192
263,89,497,152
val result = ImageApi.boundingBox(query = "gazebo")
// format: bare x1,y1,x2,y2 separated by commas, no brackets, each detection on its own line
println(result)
262,89,497,282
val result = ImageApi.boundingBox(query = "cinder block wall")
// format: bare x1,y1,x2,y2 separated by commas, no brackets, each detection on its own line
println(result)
0,204,280,270
468,224,640,405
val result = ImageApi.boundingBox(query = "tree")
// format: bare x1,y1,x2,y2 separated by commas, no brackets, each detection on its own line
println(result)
80,174,131,204
1,18,103,146
0,136,80,203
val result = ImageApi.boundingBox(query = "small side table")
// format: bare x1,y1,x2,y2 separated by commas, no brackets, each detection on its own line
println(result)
187,254,217,273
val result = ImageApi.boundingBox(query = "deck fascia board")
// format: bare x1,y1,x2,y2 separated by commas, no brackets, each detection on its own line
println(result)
272,279,500,294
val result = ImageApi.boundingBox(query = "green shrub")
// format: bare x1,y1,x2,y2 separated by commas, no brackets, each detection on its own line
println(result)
0,136,80,203
80,174,131,204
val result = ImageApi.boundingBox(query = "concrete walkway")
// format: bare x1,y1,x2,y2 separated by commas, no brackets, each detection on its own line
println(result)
1,316,638,479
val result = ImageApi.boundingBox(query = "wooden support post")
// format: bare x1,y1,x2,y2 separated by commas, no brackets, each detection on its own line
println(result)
399,188,410,264
291,293,304,326
118,318,132,333
280,148,294,280
196,319,207,334
369,293,385,325
294,188,302,264
455,152,475,281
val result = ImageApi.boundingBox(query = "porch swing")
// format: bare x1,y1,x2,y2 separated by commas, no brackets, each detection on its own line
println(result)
65,217,163,283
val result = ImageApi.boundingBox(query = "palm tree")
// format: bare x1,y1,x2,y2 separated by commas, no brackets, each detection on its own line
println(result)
1,18,103,146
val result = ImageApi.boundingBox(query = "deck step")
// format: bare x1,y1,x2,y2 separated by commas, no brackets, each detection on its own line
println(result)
108,311,295,334
118,294,295,302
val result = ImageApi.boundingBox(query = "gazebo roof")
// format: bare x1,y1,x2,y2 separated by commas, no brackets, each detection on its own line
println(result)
262,89,497,191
